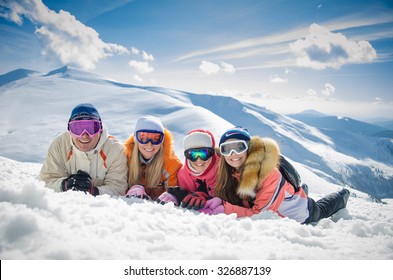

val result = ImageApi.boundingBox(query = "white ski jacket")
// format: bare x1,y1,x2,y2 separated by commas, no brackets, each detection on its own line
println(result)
40,127,128,196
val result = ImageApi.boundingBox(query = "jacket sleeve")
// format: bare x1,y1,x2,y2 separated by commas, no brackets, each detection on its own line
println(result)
164,157,182,188
223,170,282,218
40,136,69,192
98,141,128,196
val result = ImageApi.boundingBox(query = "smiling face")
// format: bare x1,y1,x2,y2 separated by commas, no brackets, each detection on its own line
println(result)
138,141,162,160
71,132,100,152
189,157,212,173
222,139,248,170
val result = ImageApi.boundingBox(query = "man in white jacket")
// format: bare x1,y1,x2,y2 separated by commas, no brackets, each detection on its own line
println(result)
40,103,128,196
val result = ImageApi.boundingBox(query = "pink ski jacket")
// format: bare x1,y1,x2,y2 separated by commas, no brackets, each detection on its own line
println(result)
223,136,309,223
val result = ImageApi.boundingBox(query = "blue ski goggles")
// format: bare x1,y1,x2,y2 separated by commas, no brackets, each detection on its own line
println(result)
184,147,215,162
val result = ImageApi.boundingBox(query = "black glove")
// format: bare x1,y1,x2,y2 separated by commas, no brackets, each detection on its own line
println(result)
167,187,188,204
62,170,99,196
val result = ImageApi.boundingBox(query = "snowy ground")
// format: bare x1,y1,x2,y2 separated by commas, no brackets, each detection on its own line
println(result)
1,156,392,260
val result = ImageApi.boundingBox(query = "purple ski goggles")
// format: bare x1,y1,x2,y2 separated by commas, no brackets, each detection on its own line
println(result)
68,120,102,138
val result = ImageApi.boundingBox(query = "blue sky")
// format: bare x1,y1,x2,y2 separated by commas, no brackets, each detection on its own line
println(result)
1,0,393,120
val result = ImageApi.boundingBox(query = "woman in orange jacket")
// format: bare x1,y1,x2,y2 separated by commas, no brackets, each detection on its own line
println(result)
201,126,350,224
124,115,182,200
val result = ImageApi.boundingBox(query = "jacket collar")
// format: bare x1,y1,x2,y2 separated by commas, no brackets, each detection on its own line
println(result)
236,136,280,199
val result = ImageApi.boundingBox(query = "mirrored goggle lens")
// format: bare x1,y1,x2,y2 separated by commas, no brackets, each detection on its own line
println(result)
68,120,102,137
184,148,215,162
136,130,164,145
219,140,248,156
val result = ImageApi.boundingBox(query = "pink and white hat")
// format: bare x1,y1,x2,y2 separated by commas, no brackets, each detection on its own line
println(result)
183,129,216,150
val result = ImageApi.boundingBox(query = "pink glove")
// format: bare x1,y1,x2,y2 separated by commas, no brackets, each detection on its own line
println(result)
156,192,179,206
125,185,150,200
199,205,224,215
199,197,225,215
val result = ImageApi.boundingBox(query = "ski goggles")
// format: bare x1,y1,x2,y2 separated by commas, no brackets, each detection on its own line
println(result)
219,140,249,156
184,147,215,162
68,120,102,138
135,130,164,145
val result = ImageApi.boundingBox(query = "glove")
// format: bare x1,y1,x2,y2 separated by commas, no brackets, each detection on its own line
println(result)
199,205,225,215
199,197,224,215
155,192,178,205
62,170,98,195
167,186,188,203
125,185,150,200
181,191,209,210
205,197,223,209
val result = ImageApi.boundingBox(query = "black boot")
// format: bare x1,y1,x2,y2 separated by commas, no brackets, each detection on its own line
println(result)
304,189,349,224
338,188,350,207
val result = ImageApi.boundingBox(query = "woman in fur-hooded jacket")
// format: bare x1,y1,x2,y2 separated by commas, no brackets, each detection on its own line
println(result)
211,127,349,224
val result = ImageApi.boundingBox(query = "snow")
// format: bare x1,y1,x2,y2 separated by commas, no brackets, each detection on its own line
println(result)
2,154,392,260
0,67,392,278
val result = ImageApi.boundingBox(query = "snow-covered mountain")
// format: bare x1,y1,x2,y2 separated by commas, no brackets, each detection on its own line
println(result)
0,68,40,86
1,66,393,261
0,66,392,198
288,110,393,138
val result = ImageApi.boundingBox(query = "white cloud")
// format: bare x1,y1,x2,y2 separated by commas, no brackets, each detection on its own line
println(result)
199,61,221,75
290,23,377,70
373,97,383,104
129,60,154,74
131,47,140,55
322,83,335,96
220,62,236,73
142,51,155,61
199,61,236,75
269,74,288,83
306,88,318,99
0,0,129,70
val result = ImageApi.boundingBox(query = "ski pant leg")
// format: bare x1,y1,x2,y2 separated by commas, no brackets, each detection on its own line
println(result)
303,190,349,224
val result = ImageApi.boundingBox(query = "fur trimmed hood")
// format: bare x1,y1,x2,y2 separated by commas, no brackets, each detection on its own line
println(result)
237,136,280,199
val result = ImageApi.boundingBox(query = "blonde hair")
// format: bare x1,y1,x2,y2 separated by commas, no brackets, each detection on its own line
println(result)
214,157,243,205
128,141,165,188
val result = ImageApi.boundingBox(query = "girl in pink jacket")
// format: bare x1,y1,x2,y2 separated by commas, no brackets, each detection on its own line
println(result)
202,126,350,224
156,129,220,210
